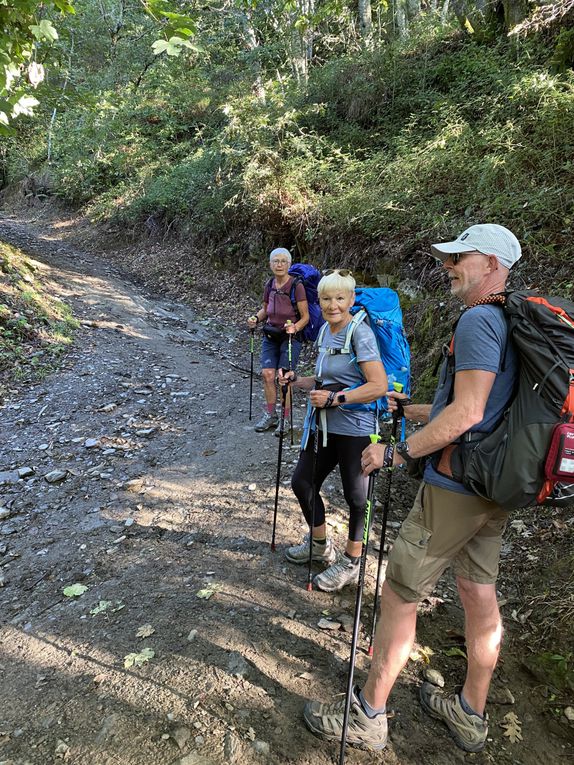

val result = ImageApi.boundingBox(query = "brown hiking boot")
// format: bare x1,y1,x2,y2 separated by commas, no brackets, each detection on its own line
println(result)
303,687,387,751
420,682,488,752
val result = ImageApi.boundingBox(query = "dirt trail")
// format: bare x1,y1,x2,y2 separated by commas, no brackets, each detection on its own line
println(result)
0,216,570,765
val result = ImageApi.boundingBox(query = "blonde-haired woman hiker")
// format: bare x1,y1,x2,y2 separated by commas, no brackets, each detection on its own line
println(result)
279,269,387,591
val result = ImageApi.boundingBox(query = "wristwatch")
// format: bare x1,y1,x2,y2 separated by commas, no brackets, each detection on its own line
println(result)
395,440,414,464
336,393,347,405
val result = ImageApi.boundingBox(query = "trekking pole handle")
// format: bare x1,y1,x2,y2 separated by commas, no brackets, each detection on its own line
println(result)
389,381,411,419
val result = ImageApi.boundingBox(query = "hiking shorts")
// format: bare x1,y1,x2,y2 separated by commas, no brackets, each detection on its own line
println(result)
385,482,508,603
261,335,302,372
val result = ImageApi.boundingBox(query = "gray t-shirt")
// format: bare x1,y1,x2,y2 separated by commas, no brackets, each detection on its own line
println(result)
314,320,382,436
424,304,517,494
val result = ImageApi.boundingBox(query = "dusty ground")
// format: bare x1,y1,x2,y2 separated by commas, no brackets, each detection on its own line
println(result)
0,212,572,765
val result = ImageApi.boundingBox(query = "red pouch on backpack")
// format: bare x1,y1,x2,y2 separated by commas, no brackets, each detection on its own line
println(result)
544,423,574,481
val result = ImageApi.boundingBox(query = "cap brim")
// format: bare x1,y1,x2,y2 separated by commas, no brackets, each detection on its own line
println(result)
430,241,477,261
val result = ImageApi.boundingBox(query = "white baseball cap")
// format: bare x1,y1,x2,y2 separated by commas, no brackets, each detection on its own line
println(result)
431,224,522,270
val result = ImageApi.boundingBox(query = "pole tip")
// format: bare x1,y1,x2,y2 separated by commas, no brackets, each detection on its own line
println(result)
271,542,276,552
306,582,313,592
368,646,373,657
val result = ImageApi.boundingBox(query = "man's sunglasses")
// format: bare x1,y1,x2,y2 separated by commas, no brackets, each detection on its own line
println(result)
322,268,353,277
438,251,485,266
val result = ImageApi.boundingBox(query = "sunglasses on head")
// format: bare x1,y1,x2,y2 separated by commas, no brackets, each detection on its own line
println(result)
322,268,353,277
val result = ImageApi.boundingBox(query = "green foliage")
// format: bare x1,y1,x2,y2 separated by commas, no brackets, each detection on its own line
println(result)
530,651,574,693
0,241,78,395
0,0,76,134
3,5,574,284
551,27,574,73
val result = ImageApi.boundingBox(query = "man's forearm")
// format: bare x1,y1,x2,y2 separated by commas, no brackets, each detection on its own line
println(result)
406,403,480,459
404,404,431,423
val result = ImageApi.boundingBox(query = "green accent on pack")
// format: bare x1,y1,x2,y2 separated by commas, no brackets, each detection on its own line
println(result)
392,381,404,393
369,433,382,445
363,500,372,544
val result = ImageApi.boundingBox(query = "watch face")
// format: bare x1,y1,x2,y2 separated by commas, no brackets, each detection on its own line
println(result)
338,394,346,404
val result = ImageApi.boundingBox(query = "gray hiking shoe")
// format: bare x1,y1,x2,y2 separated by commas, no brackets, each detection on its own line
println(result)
273,418,290,437
303,686,387,751
313,557,360,592
420,682,488,753
285,534,336,565
254,411,278,432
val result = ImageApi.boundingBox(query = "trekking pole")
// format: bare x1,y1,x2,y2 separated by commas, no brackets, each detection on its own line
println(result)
367,386,408,657
271,378,289,552
286,320,294,446
339,432,384,765
248,325,255,421
307,379,323,591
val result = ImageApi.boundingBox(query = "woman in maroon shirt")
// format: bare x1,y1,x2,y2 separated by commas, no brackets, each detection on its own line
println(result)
247,248,309,436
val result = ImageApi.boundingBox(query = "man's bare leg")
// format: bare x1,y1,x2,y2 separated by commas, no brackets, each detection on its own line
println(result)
362,582,418,709
458,577,502,715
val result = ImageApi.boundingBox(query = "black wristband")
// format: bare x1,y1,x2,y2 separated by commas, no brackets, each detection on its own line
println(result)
383,444,394,468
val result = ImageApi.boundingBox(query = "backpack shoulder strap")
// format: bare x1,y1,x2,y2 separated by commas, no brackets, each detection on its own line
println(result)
342,310,367,355
289,276,302,319
316,321,329,349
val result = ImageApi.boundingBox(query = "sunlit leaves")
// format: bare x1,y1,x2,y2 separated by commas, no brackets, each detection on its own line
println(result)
29,19,59,42
143,0,199,56
27,61,45,87
124,647,155,668
11,94,39,117
151,36,200,57
1,1,75,129
63,583,88,597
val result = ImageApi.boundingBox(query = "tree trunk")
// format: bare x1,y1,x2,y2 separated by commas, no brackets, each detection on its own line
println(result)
238,9,266,103
452,0,528,34
358,0,373,45
290,0,314,87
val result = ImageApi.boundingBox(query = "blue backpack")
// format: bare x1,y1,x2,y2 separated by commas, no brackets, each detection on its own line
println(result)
316,287,411,415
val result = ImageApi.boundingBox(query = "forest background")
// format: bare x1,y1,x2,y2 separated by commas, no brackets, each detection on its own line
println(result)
0,0,573,756
2,0,574,391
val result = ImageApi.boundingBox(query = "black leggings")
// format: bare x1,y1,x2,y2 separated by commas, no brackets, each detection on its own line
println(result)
291,432,371,542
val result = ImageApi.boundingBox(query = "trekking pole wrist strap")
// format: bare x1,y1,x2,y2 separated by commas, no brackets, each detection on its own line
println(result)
325,390,337,408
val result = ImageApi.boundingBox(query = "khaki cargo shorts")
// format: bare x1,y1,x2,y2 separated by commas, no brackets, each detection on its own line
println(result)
386,482,508,603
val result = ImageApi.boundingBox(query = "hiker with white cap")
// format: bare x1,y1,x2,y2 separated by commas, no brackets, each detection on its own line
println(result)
248,248,309,436
302,223,522,753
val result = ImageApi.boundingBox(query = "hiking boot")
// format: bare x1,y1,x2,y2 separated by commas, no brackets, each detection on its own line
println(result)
254,411,278,432
313,557,360,592
273,418,290,437
303,686,387,751
285,534,336,565
419,682,488,753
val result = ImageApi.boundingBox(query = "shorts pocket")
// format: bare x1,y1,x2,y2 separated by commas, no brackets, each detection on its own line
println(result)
387,516,433,600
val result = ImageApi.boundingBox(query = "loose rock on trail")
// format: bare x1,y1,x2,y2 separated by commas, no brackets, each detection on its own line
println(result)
0,216,570,765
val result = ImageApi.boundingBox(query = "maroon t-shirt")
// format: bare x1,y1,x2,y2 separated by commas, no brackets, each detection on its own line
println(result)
264,277,306,328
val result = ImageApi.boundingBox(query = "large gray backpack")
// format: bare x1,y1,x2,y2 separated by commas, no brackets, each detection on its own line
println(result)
447,291,574,511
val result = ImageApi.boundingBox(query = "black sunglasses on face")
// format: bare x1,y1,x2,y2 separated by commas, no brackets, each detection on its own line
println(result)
440,251,485,266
